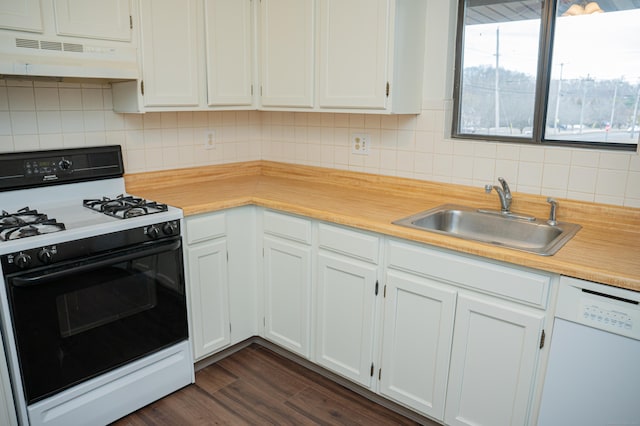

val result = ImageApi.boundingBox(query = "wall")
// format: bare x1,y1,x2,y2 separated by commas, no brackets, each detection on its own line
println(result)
0,0,638,208
0,79,262,174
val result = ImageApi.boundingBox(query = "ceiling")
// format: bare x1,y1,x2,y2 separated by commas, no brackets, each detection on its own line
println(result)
466,0,640,24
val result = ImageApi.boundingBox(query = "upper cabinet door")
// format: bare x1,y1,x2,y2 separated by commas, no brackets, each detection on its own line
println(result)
205,0,254,107
260,0,314,108
318,0,389,109
139,0,200,107
0,0,43,32
53,0,132,41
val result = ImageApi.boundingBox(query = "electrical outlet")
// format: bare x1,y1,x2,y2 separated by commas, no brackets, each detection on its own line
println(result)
351,133,370,155
204,129,216,150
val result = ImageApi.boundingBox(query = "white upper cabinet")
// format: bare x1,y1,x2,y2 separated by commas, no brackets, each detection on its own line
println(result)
138,0,200,107
0,0,132,41
113,0,256,112
53,0,132,41
318,0,427,113
317,0,388,109
259,0,314,108
260,0,426,113
0,0,43,32
205,0,254,107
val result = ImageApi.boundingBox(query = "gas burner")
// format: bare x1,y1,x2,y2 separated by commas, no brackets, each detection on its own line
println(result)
0,208,66,241
83,195,169,219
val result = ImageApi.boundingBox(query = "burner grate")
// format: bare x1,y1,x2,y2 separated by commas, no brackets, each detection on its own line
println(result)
83,195,168,219
0,207,66,241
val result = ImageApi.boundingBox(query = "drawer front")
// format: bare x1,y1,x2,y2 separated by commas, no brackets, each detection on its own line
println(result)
318,223,379,264
186,212,226,245
263,210,312,244
387,240,551,308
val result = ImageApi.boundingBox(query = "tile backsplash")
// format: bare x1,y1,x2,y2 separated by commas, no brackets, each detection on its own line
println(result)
1,80,639,208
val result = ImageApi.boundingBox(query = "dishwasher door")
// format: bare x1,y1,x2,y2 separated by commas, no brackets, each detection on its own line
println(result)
538,277,640,426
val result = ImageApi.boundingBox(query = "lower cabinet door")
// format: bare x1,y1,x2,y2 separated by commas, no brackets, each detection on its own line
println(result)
263,236,312,357
187,239,230,360
380,270,457,420
445,293,545,426
315,251,378,388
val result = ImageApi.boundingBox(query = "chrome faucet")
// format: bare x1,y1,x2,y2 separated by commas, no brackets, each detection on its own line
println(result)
484,177,512,213
547,197,558,226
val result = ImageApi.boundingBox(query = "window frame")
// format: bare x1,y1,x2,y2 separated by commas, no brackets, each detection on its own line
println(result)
451,0,638,152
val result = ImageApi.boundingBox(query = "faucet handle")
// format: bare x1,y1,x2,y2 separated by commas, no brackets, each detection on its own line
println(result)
484,184,493,194
498,177,512,198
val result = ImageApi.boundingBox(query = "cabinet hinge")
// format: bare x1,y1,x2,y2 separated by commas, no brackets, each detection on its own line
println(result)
378,368,381,380
370,362,374,377
140,80,144,96
226,251,229,262
375,280,379,296
539,329,546,349
260,86,263,96
229,323,232,333
251,84,254,96
129,15,133,30
386,82,390,97
383,285,386,298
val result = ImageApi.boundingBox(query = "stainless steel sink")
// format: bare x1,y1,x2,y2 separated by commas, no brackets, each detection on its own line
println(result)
393,204,581,255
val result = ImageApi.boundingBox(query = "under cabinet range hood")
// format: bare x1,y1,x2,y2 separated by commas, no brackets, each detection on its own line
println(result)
0,33,139,81
0,0,139,82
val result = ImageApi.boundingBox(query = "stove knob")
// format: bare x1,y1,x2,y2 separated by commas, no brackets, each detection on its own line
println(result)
15,253,32,269
58,159,72,171
38,248,54,264
162,222,177,235
146,225,160,239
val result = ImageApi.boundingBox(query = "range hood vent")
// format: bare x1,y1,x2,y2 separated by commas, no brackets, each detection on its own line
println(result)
0,33,139,81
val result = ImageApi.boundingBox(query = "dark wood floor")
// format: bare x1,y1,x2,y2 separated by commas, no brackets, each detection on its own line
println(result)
112,343,426,425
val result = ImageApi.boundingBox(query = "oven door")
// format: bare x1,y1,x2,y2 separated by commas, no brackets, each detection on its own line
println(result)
5,236,188,405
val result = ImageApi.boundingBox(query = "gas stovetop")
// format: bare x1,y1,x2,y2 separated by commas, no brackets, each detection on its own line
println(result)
0,146,183,252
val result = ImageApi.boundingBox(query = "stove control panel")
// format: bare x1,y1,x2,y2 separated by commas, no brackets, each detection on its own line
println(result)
1,220,181,273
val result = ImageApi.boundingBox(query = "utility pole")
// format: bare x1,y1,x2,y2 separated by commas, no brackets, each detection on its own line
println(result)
554,63,564,134
631,82,640,140
494,27,500,134
606,78,619,142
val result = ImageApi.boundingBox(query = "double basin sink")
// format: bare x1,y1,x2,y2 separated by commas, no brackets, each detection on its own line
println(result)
393,204,581,256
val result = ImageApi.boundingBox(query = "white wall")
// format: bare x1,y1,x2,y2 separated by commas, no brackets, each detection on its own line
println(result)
0,0,638,207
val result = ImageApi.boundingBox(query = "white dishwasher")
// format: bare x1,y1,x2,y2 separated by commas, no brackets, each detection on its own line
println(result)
538,276,640,426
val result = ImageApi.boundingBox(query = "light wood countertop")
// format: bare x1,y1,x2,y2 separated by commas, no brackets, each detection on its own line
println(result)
125,161,640,292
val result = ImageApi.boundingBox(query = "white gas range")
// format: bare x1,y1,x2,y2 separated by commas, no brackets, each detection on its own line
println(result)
0,146,193,426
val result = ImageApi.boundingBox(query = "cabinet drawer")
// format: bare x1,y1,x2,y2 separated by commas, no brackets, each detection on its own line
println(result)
186,212,226,245
387,240,551,308
318,223,379,264
263,210,312,244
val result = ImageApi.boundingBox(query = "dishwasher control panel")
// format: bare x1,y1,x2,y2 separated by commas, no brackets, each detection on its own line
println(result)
556,276,640,341
581,300,633,331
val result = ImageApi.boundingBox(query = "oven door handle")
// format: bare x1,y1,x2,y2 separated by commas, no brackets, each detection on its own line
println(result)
10,238,182,287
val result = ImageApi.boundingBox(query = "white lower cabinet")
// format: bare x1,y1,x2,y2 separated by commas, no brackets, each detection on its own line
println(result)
186,208,554,425
263,236,312,357
262,210,313,358
381,239,551,425
0,329,17,426
444,293,545,426
185,212,230,360
379,270,456,420
315,251,378,387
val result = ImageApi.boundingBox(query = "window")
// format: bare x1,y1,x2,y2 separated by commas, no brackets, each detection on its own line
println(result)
452,0,640,151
